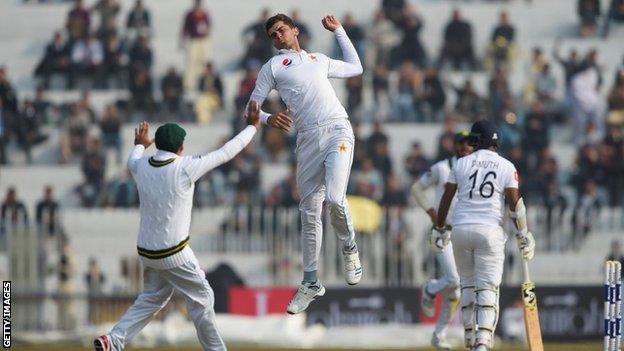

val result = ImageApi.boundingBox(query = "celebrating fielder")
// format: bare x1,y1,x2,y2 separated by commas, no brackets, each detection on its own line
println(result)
247,13,364,314
411,131,472,350
434,121,536,351
94,103,261,351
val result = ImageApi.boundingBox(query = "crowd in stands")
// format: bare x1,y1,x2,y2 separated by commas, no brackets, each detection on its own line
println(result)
1,0,624,230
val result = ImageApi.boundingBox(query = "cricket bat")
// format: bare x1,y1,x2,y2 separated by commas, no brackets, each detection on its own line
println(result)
521,259,544,351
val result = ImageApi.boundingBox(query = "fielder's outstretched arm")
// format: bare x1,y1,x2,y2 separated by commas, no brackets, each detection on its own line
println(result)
436,182,457,229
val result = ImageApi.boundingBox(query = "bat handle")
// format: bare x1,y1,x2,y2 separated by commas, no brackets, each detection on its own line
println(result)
522,258,531,283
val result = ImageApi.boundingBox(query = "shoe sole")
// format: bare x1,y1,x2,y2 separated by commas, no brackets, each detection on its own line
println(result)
286,286,326,315
94,339,105,351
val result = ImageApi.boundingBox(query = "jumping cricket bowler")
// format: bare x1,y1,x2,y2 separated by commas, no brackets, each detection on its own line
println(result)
434,120,536,351
411,131,473,350
246,13,363,314
94,102,261,351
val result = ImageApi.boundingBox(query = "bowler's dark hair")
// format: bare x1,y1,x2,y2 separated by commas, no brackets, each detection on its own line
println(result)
265,14,296,34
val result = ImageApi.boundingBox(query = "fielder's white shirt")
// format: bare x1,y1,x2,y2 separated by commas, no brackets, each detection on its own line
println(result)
249,26,362,132
418,157,457,224
127,126,256,269
448,149,518,228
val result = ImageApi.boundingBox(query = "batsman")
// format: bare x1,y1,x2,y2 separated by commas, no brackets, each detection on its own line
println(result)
434,120,536,351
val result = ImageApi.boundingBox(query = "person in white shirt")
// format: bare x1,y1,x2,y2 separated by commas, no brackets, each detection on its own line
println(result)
433,120,535,351
246,13,364,314
411,131,472,350
93,102,261,351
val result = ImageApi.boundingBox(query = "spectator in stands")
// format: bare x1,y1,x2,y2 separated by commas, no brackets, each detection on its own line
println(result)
553,42,580,91
57,239,76,330
100,104,122,163
542,180,568,249
66,0,90,42
0,100,7,164
181,0,212,91
229,144,261,200
1,187,29,230
404,142,429,180
195,62,223,124
572,143,602,197
161,67,184,118
235,63,259,111
241,8,273,68
534,63,560,114
381,174,407,207
102,33,125,89
36,186,59,237
367,121,389,153
391,9,426,69
578,0,601,37
128,67,154,119
489,68,512,118
370,10,399,66
382,0,406,25
598,133,622,207
453,79,484,121
291,10,311,51
371,139,393,178
70,33,104,89
608,70,624,111
85,257,106,293
436,117,457,160
572,180,602,246
346,76,364,120
417,66,445,121
91,0,120,41
128,35,153,74
16,99,48,163
33,86,52,125
35,31,71,89
486,12,516,72
522,101,550,158
106,170,139,207
79,137,106,207
372,61,391,120
261,127,290,163
569,50,603,142
392,61,418,121
437,9,476,70
265,163,300,207
350,158,384,201
0,67,18,116
126,0,151,40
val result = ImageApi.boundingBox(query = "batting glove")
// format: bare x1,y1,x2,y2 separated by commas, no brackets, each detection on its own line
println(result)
516,231,535,260
430,226,451,253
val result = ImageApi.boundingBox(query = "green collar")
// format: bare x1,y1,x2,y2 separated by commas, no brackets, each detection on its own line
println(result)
148,157,176,167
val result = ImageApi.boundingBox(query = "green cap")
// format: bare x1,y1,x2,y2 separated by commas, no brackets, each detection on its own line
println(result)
454,130,471,143
155,123,186,153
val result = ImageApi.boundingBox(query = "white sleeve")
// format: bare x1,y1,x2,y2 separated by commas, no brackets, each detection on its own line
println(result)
418,165,439,188
504,163,519,189
127,145,145,174
249,61,276,124
183,126,257,183
327,26,363,78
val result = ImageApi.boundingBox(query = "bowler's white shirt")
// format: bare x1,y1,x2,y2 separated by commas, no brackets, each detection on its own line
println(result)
418,157,457,223
249,26,362,132
448,149,518,228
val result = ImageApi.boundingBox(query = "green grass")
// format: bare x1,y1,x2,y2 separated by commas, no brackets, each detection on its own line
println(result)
10,342,603,351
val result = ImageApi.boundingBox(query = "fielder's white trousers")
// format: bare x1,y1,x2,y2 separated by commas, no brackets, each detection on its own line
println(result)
428,242,460,340
296,119,356,272
108,256,226,351
452,224,506,347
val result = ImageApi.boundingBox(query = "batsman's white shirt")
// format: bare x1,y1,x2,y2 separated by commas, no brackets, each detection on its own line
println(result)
448,149,518,228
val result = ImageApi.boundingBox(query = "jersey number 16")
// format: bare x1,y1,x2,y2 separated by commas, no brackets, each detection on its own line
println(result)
468,170,497,199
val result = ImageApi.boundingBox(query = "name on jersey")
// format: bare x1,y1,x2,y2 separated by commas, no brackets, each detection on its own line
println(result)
471,160,499,169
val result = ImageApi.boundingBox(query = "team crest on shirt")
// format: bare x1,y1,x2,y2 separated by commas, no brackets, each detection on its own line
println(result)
282,58,292,66
309,54,318,61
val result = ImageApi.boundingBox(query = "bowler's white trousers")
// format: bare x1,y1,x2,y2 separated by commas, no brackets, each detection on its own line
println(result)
107,256,226,350
452,224,506,347
296,119,356,272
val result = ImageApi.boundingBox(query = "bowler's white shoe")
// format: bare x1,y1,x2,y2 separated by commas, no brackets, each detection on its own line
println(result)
431,334,451,350
473,339,489,351
343,249,362,285
94,335,111,351
287,281,325,314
